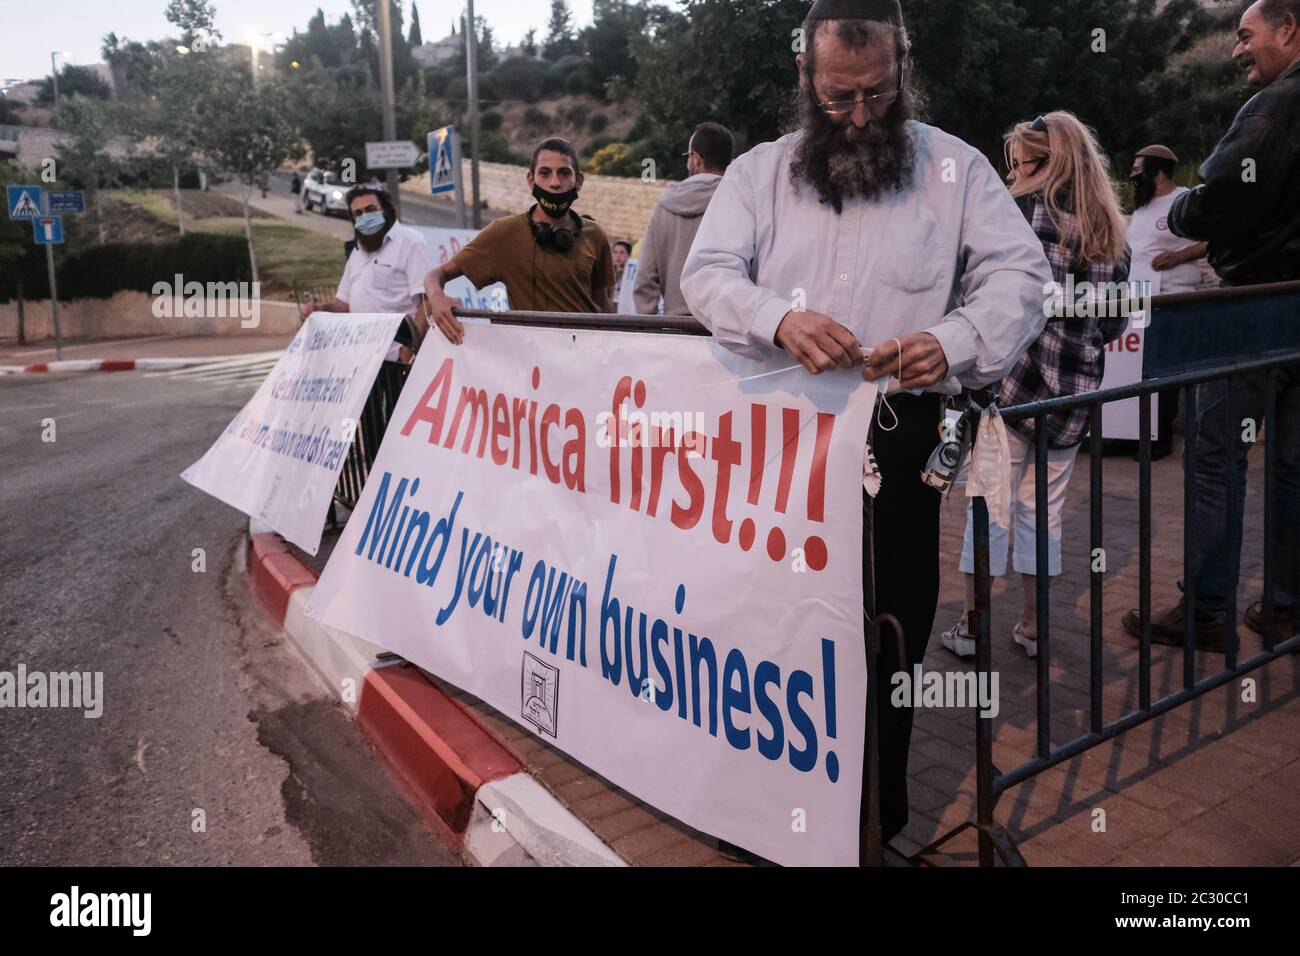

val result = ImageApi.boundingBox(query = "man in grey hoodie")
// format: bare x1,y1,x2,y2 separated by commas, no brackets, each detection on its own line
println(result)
634,122,735,316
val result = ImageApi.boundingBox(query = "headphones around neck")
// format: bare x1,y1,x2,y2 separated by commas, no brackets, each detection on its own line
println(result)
528,205,583,253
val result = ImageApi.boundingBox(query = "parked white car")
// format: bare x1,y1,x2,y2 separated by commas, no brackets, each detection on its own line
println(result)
301,170,350,216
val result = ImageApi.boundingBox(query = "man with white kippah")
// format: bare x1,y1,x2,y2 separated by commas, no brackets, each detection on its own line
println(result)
682,0,1050,850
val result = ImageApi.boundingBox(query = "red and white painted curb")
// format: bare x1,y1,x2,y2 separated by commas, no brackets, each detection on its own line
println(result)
0,357,209,375
245,520,625,867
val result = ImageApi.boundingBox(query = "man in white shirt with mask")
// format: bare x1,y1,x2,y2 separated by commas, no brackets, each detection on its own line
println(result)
681,0,1050,848
304,186,432,363
1124,145,1208,457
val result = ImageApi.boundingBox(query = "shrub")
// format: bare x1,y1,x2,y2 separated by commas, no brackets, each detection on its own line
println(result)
0,233,252,302
523,106,551,129
480,110,503,132
489,57,549,103
588,142,645,178
588,112,608,134
628,112,656,142
479,132,521,165
542,56,602,98
581,134,618,158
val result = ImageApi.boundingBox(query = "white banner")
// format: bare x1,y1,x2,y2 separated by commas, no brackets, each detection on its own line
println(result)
616,259,664,316
1101,264,1159,441
181,312,405,554
411,226,509,313
308,324,875,866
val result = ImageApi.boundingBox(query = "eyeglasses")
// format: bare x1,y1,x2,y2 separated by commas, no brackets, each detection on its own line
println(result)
818,88,900,116
1029,114,1049,133
1009,157,1044,174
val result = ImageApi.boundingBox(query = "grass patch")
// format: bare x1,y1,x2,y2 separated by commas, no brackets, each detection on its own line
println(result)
111,188,179,225
102,190,345,297
190,217,345,294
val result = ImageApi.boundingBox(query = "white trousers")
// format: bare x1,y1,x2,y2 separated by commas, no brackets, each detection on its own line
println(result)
958,428,1079,578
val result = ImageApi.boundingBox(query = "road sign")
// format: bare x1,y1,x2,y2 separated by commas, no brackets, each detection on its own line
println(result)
365,140,422,169
48,190,85,214
7,184,42,219
427,126,462,198
33,215,64,244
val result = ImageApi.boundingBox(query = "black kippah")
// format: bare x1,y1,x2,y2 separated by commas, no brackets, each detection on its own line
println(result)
806,0,903,23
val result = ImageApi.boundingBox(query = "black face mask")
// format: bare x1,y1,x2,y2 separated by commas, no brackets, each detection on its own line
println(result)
532,183,578,219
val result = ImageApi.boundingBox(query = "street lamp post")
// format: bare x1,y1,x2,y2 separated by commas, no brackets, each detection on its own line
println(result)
375,1,402,217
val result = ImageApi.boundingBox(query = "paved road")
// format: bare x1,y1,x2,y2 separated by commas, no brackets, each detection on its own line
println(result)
0,370,462,866
224,171,501,236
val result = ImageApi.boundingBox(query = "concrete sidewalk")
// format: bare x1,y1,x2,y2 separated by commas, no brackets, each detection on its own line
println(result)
261,437,1300,866
0,333,295,366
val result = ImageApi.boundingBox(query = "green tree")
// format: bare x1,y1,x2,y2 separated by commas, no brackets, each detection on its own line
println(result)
905,0,1218,164
191,72,304,285
409,2,423,46
582,0,662,87
53,96,129,243
164,0,218,44
630,0,1233,179
351,0,417,87
285,61,380,169
630,0,805,174
448,15,498,72
102,33,167,96
543,0,583,60
36,66,113,105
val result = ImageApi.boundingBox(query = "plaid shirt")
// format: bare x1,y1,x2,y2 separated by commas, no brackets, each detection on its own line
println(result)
998,196,1131,449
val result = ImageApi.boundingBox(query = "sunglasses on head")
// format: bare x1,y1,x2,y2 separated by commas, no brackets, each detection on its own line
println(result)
1029,115,1049,134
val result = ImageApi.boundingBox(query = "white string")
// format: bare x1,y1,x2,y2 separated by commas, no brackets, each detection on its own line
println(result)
875,337,903,432
701,363,804,387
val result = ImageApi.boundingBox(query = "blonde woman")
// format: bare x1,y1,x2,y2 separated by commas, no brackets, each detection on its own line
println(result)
942,111,1132,660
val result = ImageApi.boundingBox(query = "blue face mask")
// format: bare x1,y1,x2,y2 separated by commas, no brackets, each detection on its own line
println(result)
354,211,387,235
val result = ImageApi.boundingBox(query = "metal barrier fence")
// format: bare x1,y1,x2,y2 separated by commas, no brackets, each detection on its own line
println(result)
321,286,1300,867
292,280,340,321
926,280,1300,867
332,360,409,515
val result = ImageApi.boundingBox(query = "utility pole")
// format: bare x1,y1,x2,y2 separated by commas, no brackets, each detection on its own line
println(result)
45,242,63,360
465,0,482,228
50,52,64,114
376,0,403,217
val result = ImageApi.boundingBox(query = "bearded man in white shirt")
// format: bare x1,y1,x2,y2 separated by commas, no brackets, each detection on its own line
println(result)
304,186,432,364
681,0,1050,848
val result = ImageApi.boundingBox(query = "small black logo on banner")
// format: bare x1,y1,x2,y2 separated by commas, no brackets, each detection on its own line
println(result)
521,652,559,738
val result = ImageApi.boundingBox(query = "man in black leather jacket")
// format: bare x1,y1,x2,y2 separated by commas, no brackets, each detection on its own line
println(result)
1168,0,1300,285
1123,0,1300,649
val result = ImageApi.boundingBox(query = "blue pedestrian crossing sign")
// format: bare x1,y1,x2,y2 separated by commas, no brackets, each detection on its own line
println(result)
427,126,461,197
7,185,43,219
33,215,64,244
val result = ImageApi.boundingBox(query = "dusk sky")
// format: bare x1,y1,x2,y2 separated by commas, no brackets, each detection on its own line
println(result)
2,0,600,82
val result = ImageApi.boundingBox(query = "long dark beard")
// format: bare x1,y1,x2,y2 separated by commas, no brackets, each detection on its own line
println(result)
788,82,916,213
1131,170,1158,209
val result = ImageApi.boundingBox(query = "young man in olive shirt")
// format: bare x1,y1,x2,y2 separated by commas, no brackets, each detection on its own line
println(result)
424,137,617,343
